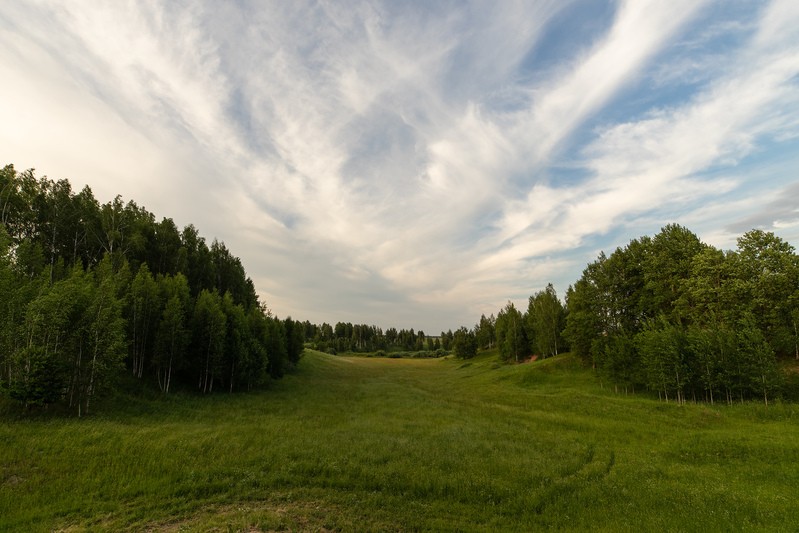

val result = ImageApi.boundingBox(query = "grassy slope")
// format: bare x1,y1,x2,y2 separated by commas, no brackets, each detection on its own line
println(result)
2,350,799,531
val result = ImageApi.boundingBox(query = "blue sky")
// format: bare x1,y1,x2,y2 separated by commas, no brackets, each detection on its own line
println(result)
1,0,799,333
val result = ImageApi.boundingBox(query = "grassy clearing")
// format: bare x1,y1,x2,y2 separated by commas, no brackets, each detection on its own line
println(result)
2,350,799,531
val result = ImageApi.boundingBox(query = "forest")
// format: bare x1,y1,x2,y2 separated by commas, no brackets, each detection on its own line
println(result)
563,224,798,404
295,221,799,408
2,163,798,414
0,164,303,415
468,224,798,405
302,322,438,355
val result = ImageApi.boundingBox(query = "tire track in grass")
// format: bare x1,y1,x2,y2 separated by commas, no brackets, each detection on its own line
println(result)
530,444,617,515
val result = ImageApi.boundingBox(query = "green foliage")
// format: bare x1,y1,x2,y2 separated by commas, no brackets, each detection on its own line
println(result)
440,329,454,351
8,346,66,407
685,324,735,404
495,301,528,362
128,263,160,379
192,289,227,393
637,318,688,402
452,326,477,359
153,273,191,393
3,263,126,415
0,164,289,412
283,316,305,367
525,283,565,358
264,315,288,379
475,313,496,350
735,315,782,405
79,272,127,416
309,321,431,354
559,224,798,404
564,279,602,362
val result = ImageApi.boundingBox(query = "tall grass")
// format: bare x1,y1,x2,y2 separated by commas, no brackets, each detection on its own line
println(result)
2,350,798,531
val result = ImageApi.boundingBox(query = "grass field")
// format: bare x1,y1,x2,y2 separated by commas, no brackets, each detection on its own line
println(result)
2,349,799,531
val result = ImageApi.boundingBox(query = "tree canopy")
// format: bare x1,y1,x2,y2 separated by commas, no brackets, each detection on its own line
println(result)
562,224,797,404
0,164,299,414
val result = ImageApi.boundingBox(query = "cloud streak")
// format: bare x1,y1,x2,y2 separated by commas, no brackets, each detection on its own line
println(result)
1,0,798,332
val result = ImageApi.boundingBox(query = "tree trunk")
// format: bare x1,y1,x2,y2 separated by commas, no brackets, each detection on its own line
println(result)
166,355,172,394
794,319,798,360
138,318,149,379
203,337,211,393
132,305,138,377
70,342,82,409
85,305,103,417
49,214,57,286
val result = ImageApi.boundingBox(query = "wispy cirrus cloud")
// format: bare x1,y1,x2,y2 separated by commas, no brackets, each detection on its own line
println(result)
1,1,798,331
488,0,799,295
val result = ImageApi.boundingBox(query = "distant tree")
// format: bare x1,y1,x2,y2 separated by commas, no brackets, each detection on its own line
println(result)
440,330,454,351
564,280,601,364
243,306,269,390
636,317,688,403
78,265,126,416
11,266,89,409
734,230,799,356
606,333,643,393
221,291,249,393
128,263,160,379
526,284,564,358
154,273,191,393
642,224,704,322
476,314,496,350
416,330,426,351
686,325,726,404
496,301,527,362
284,317,304,366
192,290,226,393
735,314,781,405
265,315,288,378
150,217,183,276
452,327,478,359
71,185,103,268
0,224,21,390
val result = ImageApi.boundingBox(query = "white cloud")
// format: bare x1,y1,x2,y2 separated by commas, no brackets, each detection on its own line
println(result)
1,0,798,332
495,0,799,277
511,0,710,166
485,0,713,277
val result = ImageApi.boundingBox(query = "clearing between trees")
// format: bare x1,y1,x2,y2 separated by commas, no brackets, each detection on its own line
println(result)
2,349,798,531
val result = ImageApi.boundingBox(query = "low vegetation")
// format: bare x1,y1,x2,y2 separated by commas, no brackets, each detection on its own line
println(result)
2,349,798,531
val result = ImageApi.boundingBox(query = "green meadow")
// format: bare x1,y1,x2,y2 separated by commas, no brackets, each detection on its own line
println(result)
2,350,799,531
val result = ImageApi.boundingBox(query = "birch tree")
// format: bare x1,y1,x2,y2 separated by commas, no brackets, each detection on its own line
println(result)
128,263,160,379
154,273,191,393
192,289,226,393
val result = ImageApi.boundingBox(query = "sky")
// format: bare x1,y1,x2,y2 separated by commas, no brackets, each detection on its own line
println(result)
1,0,799,333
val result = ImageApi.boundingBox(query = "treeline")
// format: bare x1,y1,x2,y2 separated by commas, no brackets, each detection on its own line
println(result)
460,224,798,405
0,165,302,415
319,296,568,362
456,283,567,362
303,322,440,355
564,224,797,404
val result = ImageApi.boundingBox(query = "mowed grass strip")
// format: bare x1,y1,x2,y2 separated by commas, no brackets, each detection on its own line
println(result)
2,350,799,531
